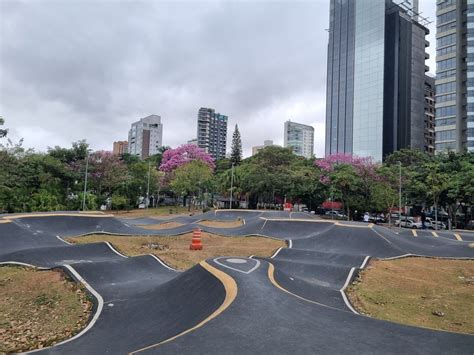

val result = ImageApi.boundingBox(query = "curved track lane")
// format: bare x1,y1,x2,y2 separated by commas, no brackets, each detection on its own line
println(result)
0,211,473,354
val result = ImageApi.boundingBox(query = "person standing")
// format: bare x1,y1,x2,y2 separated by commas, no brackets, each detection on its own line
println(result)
421,209,427,230
363,212,370,223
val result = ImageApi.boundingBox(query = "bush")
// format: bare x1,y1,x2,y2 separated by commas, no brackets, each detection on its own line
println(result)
30,190,64,212
68,192,98,211
111,195,129,210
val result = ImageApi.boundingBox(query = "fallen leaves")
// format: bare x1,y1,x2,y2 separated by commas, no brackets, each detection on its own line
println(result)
0,266,92,353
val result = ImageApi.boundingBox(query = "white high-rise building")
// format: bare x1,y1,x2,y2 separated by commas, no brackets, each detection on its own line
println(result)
128,115,163,159
197,108,228,160
284,121,314,159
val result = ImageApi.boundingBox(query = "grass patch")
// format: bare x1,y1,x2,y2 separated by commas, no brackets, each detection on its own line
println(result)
197,220,244,228
66,233,285,270
137,222,184,230
0,266,92,353
347,257,474,334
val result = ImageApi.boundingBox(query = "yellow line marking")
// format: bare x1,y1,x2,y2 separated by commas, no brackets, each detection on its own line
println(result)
454,233,463,241
130,260,237,354
431,231,439,237
267,263,338,310
0,220,12,224
411,230,417,237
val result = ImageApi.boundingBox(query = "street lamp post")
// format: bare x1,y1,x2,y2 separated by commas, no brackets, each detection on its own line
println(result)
146,160,151,209
398,161,402,232
230,163,235,209
82,153,90,211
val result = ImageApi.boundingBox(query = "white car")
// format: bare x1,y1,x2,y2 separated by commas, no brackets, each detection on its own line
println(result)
425,217,446,230
325,210,346,219
395,217,422,229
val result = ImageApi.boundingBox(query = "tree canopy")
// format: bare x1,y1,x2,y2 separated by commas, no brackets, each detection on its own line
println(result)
230,124,242,165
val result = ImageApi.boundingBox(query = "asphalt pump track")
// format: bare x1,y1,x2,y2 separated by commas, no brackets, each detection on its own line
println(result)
0,211,473,354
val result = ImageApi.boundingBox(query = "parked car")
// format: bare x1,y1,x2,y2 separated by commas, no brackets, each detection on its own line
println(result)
368,214,386,223
395,217,422,229
325,210,347,219
425,217,446,230
466,220,474,230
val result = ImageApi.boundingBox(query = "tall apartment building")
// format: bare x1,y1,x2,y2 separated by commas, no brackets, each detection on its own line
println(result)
128,115,163,159
325,0,430,161
252,140,275,156
425,75,436,155
435,0,474,152
284,121,315,159
197,108,228,160
112,141,129,156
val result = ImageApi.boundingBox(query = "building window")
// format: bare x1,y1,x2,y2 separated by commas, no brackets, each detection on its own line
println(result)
437,33,456,47
437,10,456,26
436,129,456,141
437,44,456,56
437,58,457,71
436,81,456,94
438,0,455,11
436,93,456,103
437,105,456,117
437,69,456,79
436,117,456,126
437,21,457,33
436,141,456,150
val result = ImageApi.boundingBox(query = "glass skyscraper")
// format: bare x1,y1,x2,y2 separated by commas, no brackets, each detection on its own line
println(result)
325,0,429,161
435,0,474,153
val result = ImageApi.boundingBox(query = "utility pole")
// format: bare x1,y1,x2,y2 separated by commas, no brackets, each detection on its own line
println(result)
230,162,235,209
398,161,402,232
82,153,90,211
146,159,151,209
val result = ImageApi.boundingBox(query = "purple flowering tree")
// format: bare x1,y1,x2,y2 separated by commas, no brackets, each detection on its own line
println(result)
315,153,379,184
87,151,128,196
315,153,380,219
159,144,215,173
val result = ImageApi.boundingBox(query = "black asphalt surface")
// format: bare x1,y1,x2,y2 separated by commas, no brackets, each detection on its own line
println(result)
0,211,473,354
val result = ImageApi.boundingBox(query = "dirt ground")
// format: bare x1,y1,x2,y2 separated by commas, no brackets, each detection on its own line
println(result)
0,266,92,353
111,206,197,218
347,257,474,334
137,222,184,230
197,220,244,228
67,232,285,270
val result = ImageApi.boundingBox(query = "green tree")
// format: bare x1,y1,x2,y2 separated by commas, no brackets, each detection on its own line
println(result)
424,162,449,229
230,124,242,165
169,160,213,210
384,148,431,167
48,140,89,164
30,189,64,212
0,117,7,138
371,165,399,226
328,164,362,220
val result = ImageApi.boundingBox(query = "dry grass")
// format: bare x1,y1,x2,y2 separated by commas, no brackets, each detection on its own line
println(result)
137,222,184,230
197,220,243,228
347,257,474,334
111,206,197,218
0,266,92,353
67,232,285,270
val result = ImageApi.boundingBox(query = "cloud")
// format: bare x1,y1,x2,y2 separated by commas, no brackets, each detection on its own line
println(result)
0,0,435,158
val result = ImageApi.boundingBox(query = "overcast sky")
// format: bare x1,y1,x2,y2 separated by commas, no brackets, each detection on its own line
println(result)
0,0,436,158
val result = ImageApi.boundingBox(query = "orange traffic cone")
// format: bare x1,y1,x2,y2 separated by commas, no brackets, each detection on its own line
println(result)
190,228,203,250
